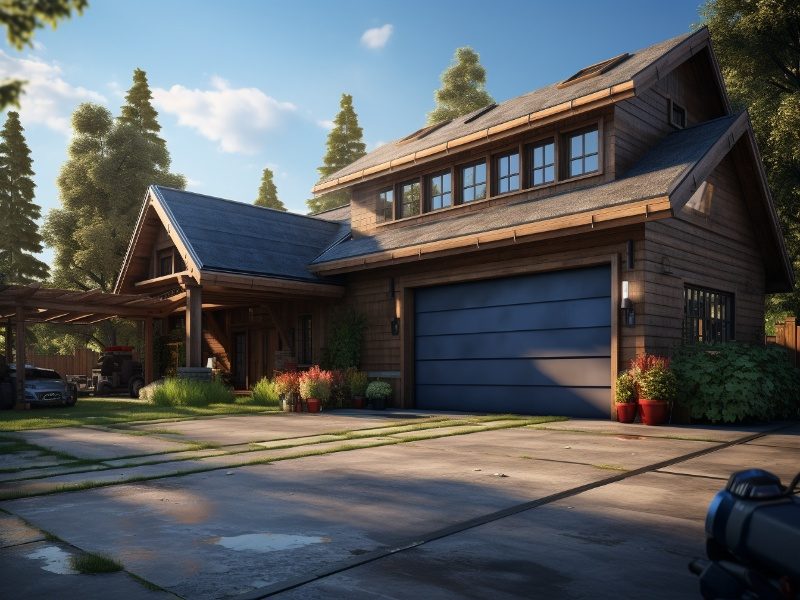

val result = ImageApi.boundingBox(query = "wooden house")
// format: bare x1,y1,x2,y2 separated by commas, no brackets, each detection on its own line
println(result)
116,28,792,418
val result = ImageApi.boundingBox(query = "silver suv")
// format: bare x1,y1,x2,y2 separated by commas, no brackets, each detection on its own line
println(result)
8,365,78,407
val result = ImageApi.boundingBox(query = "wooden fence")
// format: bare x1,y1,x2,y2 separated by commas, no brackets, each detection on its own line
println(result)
772,317,798,367
24,348,99,376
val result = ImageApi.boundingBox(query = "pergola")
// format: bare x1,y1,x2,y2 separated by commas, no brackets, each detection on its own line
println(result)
0,284,181,408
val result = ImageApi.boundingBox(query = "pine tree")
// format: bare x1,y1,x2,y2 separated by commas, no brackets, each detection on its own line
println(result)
0,111,49,283
119,69,161,137
427,47,494,125
307,93,367,213
254,167,286,210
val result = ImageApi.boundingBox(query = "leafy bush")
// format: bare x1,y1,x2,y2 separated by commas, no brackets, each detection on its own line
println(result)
349,370,369,397
327,369,349,408
298,366,332,401
615,371,636,404
248,377,281,407
273,371,300,398
323,308,366,370
671,344,800,423
365,380,392,402
144,378,234,407
629,353,670,382
638,364,677,403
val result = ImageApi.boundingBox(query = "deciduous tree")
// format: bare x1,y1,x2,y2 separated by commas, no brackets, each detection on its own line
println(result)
427,47,494,125
701,0,800,328
254,167,286,210
308,94,366,213
0,111,48,283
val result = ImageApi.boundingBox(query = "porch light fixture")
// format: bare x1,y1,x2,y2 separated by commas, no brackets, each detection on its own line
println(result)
621,280,635,327
206,357,217,369
390,317,400,336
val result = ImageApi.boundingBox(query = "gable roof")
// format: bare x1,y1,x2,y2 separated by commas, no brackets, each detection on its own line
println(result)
313,28,724,194
152,186,346,283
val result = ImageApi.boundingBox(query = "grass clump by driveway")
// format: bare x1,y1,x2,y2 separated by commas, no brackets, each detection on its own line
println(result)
0,397,276,432
143,378,235,407
238,377,281,407
70,552,123,573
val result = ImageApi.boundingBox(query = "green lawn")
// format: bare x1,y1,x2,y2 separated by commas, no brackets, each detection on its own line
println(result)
0,397,278,432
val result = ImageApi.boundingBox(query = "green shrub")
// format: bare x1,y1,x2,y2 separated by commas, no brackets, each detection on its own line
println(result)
615,371,636,404
322,308,366,370
638,364,677,403
671,344,800,423
365,380,392,402
146,378,235,407
349,370,369,397
248,378,281,407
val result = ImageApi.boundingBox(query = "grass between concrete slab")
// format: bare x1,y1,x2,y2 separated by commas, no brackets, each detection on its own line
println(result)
0,397,278,432
0,416,564,501
70,552,124,573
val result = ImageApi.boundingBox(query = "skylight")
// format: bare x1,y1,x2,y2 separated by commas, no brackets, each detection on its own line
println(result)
557,53,631,88
463,103,498,124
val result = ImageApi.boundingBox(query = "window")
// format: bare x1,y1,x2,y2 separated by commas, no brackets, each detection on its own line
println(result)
376,188,394,222
567,127,599,178
495,151,520,194
529,140,555,186
399,180,421,218
461,161,487,203
558,53,630,88
670,100,687,129
683,286,734,344
428,171,452,211
298,315,312,364
158,250,173,277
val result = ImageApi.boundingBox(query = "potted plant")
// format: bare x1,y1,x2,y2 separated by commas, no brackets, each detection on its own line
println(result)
274,371,299,412
637,363,677,425
298,366,332,413
349,370,369,409
615,371,637,423
365,380,391,410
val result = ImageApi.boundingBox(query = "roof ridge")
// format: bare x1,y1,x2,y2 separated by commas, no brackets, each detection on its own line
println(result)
152,185,339,226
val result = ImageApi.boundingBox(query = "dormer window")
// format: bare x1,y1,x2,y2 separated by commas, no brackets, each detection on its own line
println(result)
529,139,555,186
670,99,687,129
566,126,599,178
461,161,487,203
158,250,173,277
495,151,520,194
399,180,421,218
376,188,394,222
428,170,452,211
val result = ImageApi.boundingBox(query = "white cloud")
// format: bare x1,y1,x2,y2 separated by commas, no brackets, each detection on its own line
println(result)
361,24,393,49
152,77,296,154
0,50,107,134
317,119,334,130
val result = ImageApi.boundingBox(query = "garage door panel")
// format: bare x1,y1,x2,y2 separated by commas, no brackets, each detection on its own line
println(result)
415,296,610,336
415,357,610,387
415,266,610,313
416,327,611,361
415,384,610,418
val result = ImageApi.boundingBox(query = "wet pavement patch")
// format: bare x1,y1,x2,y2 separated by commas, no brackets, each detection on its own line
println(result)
24,544,77,574
211,532,330,552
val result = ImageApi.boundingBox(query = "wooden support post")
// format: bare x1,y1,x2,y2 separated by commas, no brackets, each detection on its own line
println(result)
15,305,27,409
185,285,202,368
143,317,154,384
4,320,11,364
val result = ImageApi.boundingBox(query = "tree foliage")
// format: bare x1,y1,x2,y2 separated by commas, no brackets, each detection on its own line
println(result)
0,0,88,110
427,47,494,125
40,69,184,352
254,167,286,210
701,0,800,326
308,93,366,214
0,111,49,282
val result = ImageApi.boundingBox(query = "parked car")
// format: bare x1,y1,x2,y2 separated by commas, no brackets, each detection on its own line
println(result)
3,364,78,408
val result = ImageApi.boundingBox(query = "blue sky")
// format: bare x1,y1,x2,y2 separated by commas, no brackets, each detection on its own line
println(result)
1,0,707,266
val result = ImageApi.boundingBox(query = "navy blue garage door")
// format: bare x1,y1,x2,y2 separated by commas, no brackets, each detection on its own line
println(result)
414,265,611,417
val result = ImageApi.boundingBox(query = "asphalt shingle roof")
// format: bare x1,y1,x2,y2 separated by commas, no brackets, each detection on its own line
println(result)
317,31,695,186
152,186,346,283
312,115,738,265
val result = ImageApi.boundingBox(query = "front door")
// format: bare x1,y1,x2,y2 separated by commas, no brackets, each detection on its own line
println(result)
233,332,247,389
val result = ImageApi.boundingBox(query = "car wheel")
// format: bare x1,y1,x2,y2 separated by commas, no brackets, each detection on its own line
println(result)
96,382,112,396
129,378,144,398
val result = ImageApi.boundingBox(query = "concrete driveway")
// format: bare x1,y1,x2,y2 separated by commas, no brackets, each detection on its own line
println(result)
1,412,797,599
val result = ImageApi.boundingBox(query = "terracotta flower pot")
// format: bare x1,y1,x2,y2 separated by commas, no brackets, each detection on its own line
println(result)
306,398,321,413
352,396,364,409
639,399,669,425
616,402,637,423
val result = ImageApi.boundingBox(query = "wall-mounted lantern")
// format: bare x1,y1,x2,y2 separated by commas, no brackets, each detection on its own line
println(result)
390,317,400,336
621,280,635,327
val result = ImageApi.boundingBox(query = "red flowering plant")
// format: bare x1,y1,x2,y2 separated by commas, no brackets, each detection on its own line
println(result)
628,354,671,395
273,371,300,401
298,366,333,403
